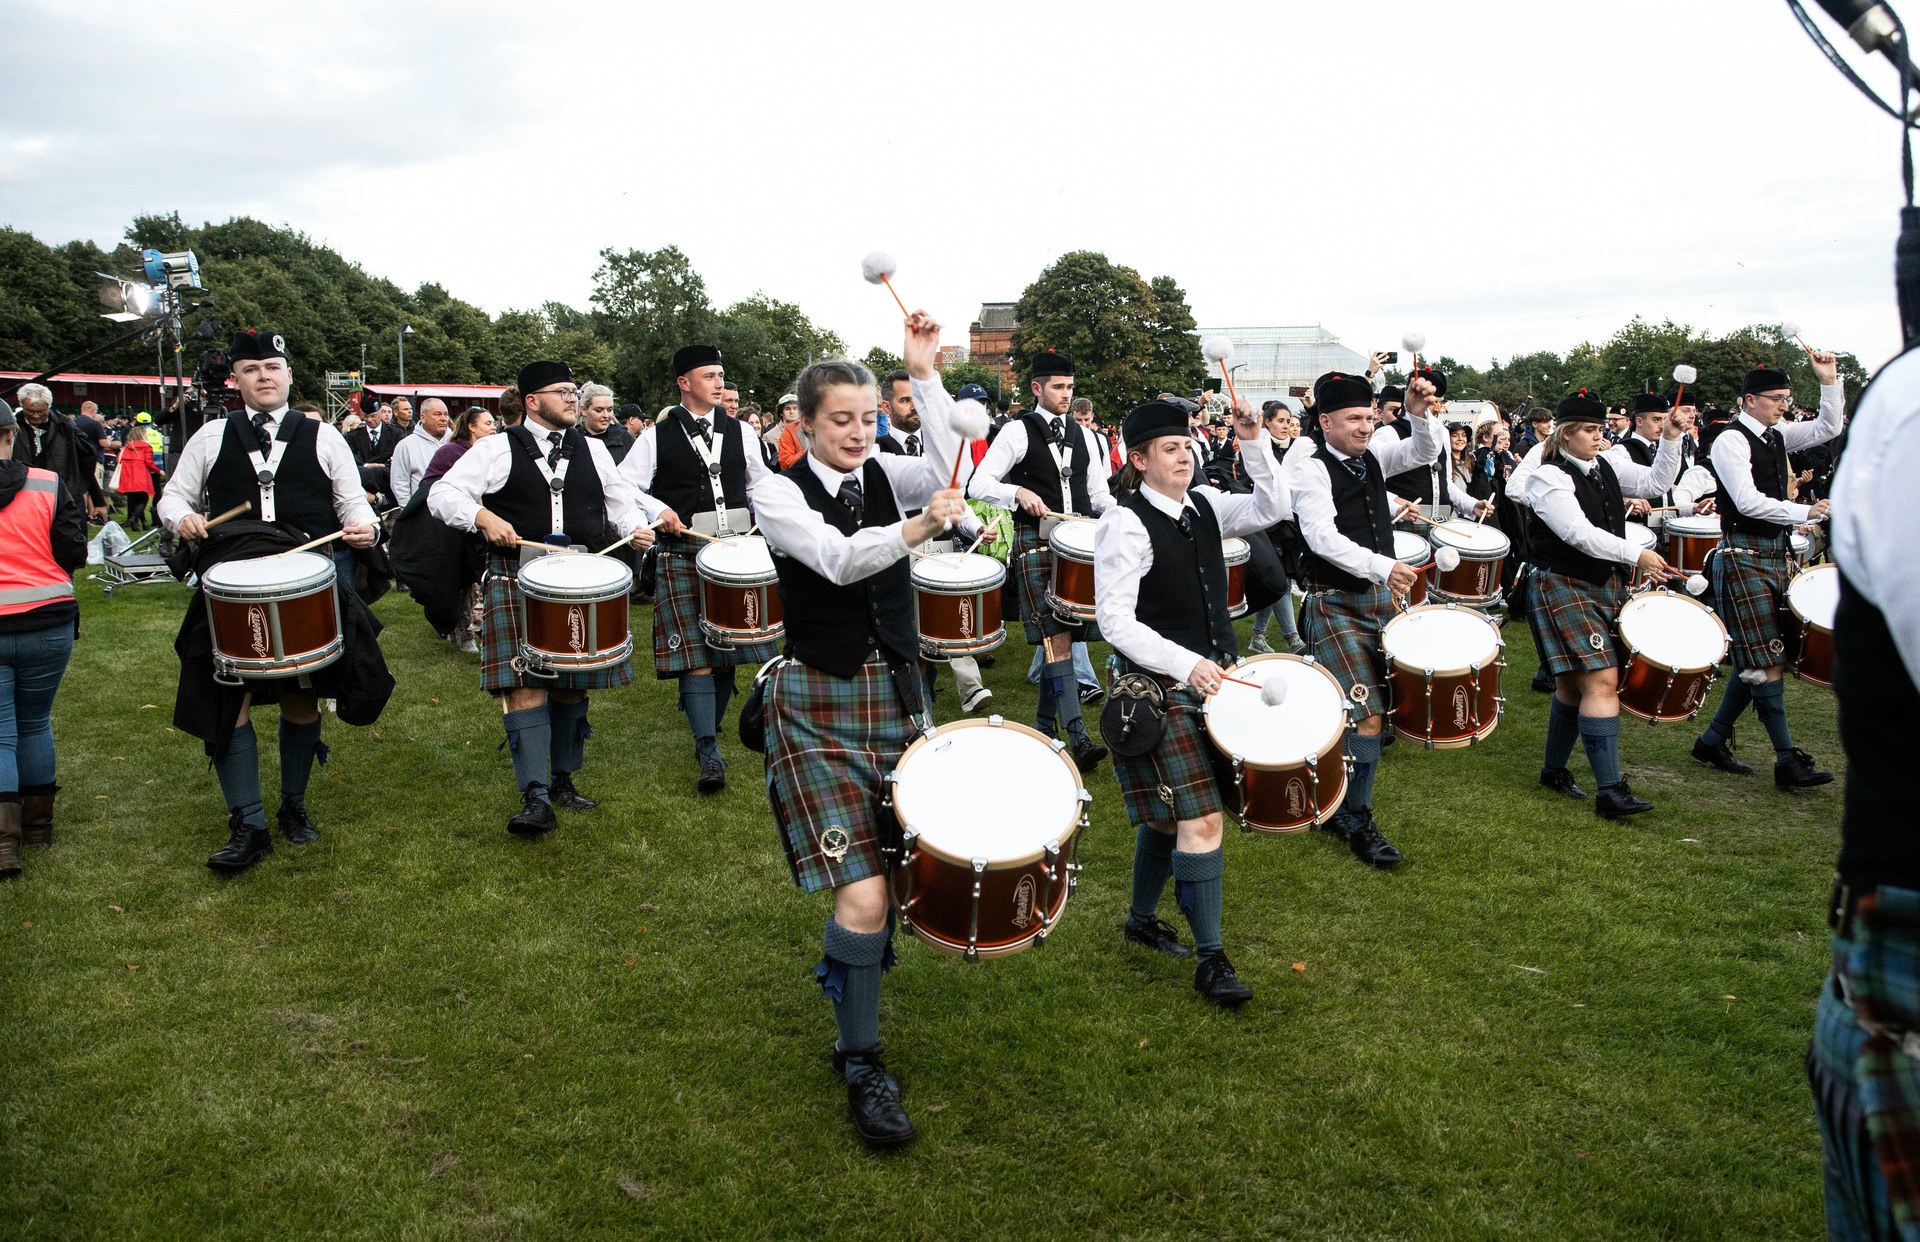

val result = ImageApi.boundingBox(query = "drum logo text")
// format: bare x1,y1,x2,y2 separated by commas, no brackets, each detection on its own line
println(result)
567,605,586,653
744,590,758,629
1284,778,1308,819
1011,875,1036,929
246,605,270,656
1451,686,1470,730
958,597,974,639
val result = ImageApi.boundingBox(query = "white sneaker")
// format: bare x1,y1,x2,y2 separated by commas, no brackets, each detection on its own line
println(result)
456,635,480,654
961,686,994,713
1247,632,1274,654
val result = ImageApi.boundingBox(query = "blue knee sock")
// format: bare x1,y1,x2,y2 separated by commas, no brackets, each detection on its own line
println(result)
1343,731,1382,817
1172,847,1225,956
1751,679,1796,758
817,917,890,1081
680,672,718,743
1579,714,1622,789
1699,677,1752,746
547,697,589,776
1543,696,1580,771
1128,824,1177,925
214,721,266,828
502,705,552,791
277,717,325,806
714,667,736,721
1046,659,1085,737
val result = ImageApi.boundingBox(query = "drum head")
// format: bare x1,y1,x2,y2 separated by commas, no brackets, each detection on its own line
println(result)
1429,521,1509,555
1382,606,1501,673
519,551,631,595
1668,514,1720,538
1221,536,1250,566
1625,522,1656,553
1393,530,1430,565
1618,592,1727,669
1204,654,1347,766
1048,519,1098,559
203,551,334,592
1788,565,1840,630
1790,530,1813,559
696,535,776,583
894,721,1083,864
911,551,1006,591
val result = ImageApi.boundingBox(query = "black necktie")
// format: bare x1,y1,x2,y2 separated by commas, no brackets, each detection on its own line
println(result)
252,411,272,444
695,417,713,448
1343,457,1366,480
837,475,864,523
1177,507,1194,536
905,433,919,456
1049,417,1064,445
546,430,565,467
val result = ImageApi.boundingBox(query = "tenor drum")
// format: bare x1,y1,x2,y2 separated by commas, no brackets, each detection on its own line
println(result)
518,551,634,673
1428,522,1509,606
1616,591,1729,722
1203,652,1349,832
912,552,1006,661
1625,522,1657,557
1665,514,1722,574
1223,536,1251,618
695,535,784,650
888,718,1090,960
1381,604,1505,747
1045,519,1099,624
1393,530,1432,606
201,551,343,685
1786,564,1839,689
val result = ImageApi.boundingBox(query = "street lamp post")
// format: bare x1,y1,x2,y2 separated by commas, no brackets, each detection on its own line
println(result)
397,325,413,385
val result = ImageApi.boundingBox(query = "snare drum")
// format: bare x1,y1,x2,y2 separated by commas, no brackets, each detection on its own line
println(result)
1615,591,1729,721
1222,536,1251,618
201,552,344,685
1203,653,1349,832
517,552,634,673
1786,563,1839,688
1045,519,1099,624
695,536,784,651
912,552,1007,661
1625,522,1656,557
1791,526,1824,565
1381,604,1505,747
888,718,1090,960
1665,514,1722,574
1428,522,1510,606
1393,530,1432,606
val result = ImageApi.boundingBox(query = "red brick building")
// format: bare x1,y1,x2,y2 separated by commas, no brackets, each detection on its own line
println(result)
968,302,1018,392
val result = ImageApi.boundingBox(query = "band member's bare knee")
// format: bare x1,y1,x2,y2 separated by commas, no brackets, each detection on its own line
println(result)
1356,713,1384,737
502,687,547,713
832,876,889,934
280,692,320,726
551,688,587,705
1176,813,1224,853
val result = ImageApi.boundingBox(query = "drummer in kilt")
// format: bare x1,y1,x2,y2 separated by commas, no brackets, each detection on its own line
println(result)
1690,357,1846,788
749,312,970,1149
1524,389,1685,818
429,361,661,837
1093,396,1290,1005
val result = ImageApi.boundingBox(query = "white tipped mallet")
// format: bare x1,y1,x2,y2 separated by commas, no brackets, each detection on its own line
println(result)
1671,363,1698,410
1782,320,1812,354
1434,545,1462,573
1259,676,1289,707
861,251,909,318
1203,335,1241,407
1402,331,1427,372
946,397,991,489
1686,573,1709,597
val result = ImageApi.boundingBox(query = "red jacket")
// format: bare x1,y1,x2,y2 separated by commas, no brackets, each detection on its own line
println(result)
116,437,158,495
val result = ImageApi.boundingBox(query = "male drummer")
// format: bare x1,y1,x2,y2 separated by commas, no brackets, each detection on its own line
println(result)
619,345,779,793
430,360,661,836
1289,369,1444,869
1691,356,1846,786
1095,396,1290,1003
157,329,381,872
967,350,1112,772
1375,371,1491,523
1605,393,1683,520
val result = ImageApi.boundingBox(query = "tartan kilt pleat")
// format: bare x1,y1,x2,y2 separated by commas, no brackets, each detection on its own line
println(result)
1714,533,1793,670
1300,585,1393,721
1114,689,1225,828
651,545,780,678
1526,569,1627,677
479,558,633,695
1011,521,1081,644
766,658,920,893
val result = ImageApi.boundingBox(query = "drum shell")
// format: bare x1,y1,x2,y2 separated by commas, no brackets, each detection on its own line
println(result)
1428,551,1504,606
202,557,343,681
1665,526,1722,574
1230,743,1348,833
1786,568,1837,689
1615,592,1730,721
1046,546,1096,623
890,829,1080,959
1394,533,1433,607
913,571,1006,660
521,591,632,670
698,571,785,649
1223,538,1251,619
1382,607,1504,747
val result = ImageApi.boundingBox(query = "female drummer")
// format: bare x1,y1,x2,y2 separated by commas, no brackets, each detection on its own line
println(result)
749,311,970,1149
1523,389,1685,819
1093,396,1290,1006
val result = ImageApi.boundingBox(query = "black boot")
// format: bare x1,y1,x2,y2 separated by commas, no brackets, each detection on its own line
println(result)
549,773,598,811
695,739,727,795
20,784,55,846
1194,950,1254,1007
1775,748,1835,790
276,798,319,844
508,784,557,837
0,800,21,879
1066,721,1107,775
207,811,272,873
1595,781,1654,819
1347,812,1404,869
1539,767,1588,799
832,1045,916,1149
1691,737,1752,775
1124,915,1193,959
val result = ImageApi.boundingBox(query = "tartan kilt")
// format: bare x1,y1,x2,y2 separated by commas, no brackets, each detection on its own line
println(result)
1526,569,1628,677
479,557,634,695
1714,532,1793,670
766,657,920,893
1300,585,1393,722
650,544,780,678
1810,885,1920,1242
1114,688,1224,828
1011,521,1084,645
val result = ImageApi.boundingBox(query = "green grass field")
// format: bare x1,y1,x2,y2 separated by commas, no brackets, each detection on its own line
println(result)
1,571,1845,1239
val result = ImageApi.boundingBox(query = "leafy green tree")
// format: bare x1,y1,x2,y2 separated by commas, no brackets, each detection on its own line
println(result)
1011,250,1163,416
591,245,716,407
862,346,903,380
712,294,845,408
939,358,999,400
1141,275,1206,401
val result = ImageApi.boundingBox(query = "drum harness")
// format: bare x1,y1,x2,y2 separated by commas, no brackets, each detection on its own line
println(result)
235,415,294,523
675,409,745,538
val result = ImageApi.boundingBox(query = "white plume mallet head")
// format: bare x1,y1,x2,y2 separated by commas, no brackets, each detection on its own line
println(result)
950,398,990,441
1686,573,1709,597
1672,364,1698,385
1402,331,1426,356
860,251,897,285
1260,676,1288,707
1782,320,1803,340
1434,545,1462,572
1202,335,1234,364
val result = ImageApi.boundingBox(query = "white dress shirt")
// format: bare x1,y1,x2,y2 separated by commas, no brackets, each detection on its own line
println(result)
1710,383,1846,528
389,423,450,508
618,406,774,500
968,413,1114,515
157,406,375,532
1367,422,1480,514
1506,441,1549,511
427,422,658,538
1832,349,1920,688
1525,437,1682,567
1094,431,1291,683
1288,412,1444,585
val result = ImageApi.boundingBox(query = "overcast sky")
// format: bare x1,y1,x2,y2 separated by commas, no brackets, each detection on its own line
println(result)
3,0,1911,373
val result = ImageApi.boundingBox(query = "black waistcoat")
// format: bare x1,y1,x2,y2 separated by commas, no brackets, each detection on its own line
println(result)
1619,436,1656,467
480,424,610,545
1835,571,1920,888
1720,421,1792,538
1528,455,1629,585
1302,446,1394,593
650,407,750,519
1001,413,1091,527
1124,490,1237,665
1382,418,1436,503
206,414,340,539
775,461,919,678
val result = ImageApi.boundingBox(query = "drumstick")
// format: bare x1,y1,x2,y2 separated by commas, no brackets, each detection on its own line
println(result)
198,502,252,535
965,521,1001,555
1220,674,1263,690
1044,511,1095,522
280,528,352,557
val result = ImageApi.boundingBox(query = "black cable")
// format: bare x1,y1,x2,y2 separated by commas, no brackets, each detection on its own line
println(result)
1787,0,1918,126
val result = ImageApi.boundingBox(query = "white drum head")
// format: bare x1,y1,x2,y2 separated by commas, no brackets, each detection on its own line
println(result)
1625,522,1656,553
1382,606,1501,673
1430,521,1510,555
1221,536,1250,566
1789,565,1840,631
1204,654,1346,766
911,552,1005,591
1393,530,1431,565
1619,592,1728,669
1790,530,1813,559
1668,514,1720,538
1049,520,1098,560
519,551,631,594
696,535,776,582
894,723,1081,861
203,551,333,591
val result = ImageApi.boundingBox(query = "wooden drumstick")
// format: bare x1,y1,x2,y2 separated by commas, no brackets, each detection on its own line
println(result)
279,505,401,557
965,520,1001,555
199,502,253,534
1044,510,1095,523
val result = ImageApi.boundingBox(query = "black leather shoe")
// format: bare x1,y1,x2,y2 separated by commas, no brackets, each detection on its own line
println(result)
1347,813,1404,869
1595,781,1654,819
1194,951,1254,1008
1314,813,1352,842
1539,767,1587,799
696,744,727,795
1775,747,1835,790
549,773,597,811
1124,916,1193,959
833,1045,916,1148
508,784,557,837
207,811,273,873
1691,737,1753,775
1069,734,1108,774
276,799,320,844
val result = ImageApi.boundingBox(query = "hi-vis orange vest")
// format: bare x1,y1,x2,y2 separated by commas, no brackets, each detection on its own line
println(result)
0,467,74,618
